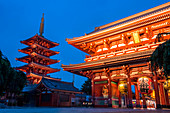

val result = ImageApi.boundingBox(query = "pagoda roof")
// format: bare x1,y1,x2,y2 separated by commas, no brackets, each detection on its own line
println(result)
23,77,81,93
21,34,59,48
26,73,61,80
66,2,170,44
27,72,43,79
16,52,60,65
15,62,60,74
62,49,154,76
18,43,59,56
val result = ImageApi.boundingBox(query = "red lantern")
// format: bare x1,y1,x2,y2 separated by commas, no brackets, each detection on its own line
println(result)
137,76,153,94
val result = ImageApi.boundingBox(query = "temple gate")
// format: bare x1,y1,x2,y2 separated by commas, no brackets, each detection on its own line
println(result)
62,2,170,109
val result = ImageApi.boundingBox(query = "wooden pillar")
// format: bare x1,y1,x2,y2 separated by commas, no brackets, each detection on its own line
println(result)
57,93,60,107
51,93,53,106
153,75,161,109
134,84,140,108
51,93,54,107
123,65,133,108
105,68,112,107
165,89,170,108
108,73,112,107
118,89,121,108
159,83,166,108
127,76,133,108
39,93,41,106
142,94,147,108
125,94,128,108
91,75,95,107
69,94,72,107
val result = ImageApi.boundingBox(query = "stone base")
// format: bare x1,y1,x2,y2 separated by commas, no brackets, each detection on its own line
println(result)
128,104,133,108
143,105,147,108
108,104,112,107
136,104,141,108
156,104,161,109
166,105,170,108
119,104,121,108
161,105,167,108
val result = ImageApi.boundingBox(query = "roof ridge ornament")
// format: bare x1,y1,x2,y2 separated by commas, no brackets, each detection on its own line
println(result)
39,13,44,36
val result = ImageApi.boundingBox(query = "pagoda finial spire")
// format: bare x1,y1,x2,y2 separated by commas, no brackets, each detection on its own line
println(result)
39,13,44,36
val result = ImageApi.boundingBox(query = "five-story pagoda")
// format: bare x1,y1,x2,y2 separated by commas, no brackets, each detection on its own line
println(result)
15,14,60,84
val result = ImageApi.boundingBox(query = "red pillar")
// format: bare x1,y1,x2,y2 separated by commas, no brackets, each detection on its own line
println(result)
39,94,41,106
134,84,140,108
125,94,128,107
159,83,166,108
165,89,170,108
51,93,53,106
57,93,60,107
123,65,132,108
108,72,112,107
153,75,161,109
91,76,95,106
127,76,133,108
118,89,121,108
69,94,72,107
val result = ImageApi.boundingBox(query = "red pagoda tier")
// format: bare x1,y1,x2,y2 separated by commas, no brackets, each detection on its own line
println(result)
16,15,60,84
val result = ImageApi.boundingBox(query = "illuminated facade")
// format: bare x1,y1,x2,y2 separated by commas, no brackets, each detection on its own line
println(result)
62,2,170,108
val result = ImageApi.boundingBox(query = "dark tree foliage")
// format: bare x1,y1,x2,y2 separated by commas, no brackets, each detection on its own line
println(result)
150,39,170,79
81,78,92,95
0,50,27,96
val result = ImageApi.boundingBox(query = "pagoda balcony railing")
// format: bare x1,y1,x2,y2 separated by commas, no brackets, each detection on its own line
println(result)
19,43,59,57
21,34,59,48
85,35,170,62
30,61,48,66
32,44,59,57
32,61,51,68
32,52,60,65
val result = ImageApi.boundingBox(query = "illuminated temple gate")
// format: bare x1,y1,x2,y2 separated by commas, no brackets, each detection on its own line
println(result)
62,2,170,109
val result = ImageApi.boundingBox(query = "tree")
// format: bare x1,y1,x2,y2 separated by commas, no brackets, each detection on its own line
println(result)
0,50,27,104
81,78,92,95
150,39,170,79
0,51,11,95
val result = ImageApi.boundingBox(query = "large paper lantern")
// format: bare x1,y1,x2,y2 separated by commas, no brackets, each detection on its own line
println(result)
118,81,127,95
137,76,153,94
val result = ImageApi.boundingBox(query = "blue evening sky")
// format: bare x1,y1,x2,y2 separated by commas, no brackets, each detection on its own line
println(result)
0,0,169,89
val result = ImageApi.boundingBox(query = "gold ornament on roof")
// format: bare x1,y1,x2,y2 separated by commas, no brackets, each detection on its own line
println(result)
39,13,44,36
133,31,140,44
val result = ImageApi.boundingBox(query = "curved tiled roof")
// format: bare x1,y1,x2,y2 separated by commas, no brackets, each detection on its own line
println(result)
22,84,40,92
22,77,80,93
42,78,80,92
91,3,170,34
